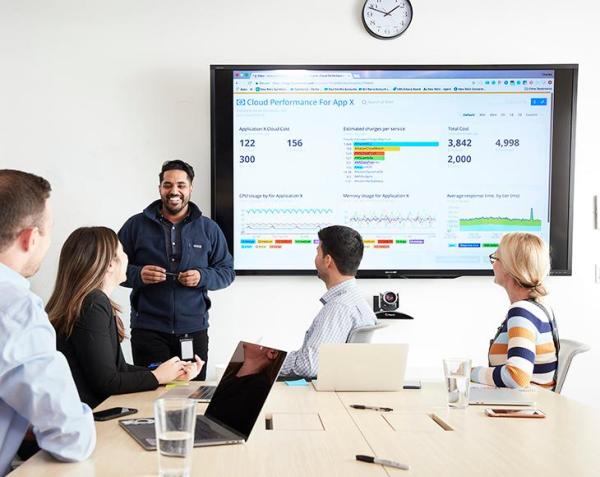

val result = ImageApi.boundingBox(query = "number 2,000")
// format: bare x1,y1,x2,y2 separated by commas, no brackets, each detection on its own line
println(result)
448,155,472,164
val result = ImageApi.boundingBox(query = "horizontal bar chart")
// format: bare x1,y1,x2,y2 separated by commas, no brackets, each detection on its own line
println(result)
352,141,440,168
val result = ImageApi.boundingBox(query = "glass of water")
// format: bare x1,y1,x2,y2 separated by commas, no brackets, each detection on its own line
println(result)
443,358,471,409
154,398,196,477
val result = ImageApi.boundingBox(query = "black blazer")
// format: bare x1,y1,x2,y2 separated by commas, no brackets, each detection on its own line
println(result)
56,289,158,409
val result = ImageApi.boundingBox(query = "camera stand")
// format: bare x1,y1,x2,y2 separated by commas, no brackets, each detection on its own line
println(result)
375,311,414,320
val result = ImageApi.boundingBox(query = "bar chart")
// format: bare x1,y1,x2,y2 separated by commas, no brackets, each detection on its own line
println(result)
347,141,440,184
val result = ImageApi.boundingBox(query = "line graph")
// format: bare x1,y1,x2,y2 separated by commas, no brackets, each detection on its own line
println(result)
243,208,333,215
346,211,437,230
242,222,331,234
459,208,541,232
241,208,335,236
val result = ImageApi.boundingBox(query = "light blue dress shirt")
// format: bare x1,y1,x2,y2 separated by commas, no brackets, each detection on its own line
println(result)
280,278,377,378
0,263,96,476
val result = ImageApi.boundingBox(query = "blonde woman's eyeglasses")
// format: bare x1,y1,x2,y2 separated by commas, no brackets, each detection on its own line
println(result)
489,253,500,265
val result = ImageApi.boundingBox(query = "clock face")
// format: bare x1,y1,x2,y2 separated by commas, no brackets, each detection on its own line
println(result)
362,0,413,39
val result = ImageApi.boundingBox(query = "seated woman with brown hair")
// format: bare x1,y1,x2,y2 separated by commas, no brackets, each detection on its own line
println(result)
47,226,203,409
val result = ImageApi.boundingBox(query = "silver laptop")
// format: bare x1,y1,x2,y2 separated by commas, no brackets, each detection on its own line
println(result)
469,385,537,406
313,343,408,391
120,341,287,449
161,383,216,402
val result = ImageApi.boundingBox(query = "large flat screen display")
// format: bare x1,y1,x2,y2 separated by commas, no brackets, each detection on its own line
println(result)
211,65,577,277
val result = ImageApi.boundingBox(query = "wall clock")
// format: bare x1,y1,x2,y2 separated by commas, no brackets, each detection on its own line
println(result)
362,0,413,40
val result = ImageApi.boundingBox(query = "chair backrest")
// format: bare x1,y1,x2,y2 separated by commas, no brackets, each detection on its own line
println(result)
554,339,591,393
346,322,389,343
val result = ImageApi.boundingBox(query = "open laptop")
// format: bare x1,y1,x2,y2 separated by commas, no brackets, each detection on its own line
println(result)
161,382,216,402
313,343,408,391
469,384,537,406
120,341,287,449
161,337,267,402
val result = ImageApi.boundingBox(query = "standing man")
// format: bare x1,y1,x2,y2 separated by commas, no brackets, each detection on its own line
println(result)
119,160,235,379
279,225,377,379
0,170,95,476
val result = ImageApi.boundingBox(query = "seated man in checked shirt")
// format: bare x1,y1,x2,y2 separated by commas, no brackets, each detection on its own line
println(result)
279,225,377,379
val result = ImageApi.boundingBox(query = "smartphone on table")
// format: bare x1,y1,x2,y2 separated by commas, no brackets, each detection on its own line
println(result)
93,407,138,422
485,408,545,418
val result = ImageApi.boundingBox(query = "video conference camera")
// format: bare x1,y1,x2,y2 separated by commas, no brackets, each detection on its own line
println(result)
373,291,413,319
373,291,399,312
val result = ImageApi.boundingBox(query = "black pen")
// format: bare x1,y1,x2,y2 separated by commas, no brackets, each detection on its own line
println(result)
350,404,393,412
356,455,410,471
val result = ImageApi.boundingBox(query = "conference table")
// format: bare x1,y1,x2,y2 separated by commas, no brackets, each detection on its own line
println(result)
11,382,600,476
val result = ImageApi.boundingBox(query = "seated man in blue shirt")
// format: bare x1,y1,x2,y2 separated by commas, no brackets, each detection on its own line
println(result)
0,170,95,476
279,225,377,379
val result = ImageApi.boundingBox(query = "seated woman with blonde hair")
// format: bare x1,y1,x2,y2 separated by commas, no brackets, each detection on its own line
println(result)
471,232,559,390
47,227,204,409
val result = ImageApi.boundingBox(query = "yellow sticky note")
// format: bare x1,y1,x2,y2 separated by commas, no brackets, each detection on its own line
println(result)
165,381,190,389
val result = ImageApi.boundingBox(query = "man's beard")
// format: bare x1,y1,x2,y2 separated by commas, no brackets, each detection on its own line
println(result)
162,194,187,215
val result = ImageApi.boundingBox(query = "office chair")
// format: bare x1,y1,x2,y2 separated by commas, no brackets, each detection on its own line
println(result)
346,321,389,343
554,339,591,394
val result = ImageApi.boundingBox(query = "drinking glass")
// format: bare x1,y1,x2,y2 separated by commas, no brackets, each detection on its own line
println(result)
154,398,196,477
443,358,471,409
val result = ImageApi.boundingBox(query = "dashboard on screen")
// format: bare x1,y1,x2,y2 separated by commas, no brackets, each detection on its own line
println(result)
211,65,577,277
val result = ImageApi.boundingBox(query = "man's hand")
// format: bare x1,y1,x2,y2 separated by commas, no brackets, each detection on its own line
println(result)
141,265,167,284
178,269,201,287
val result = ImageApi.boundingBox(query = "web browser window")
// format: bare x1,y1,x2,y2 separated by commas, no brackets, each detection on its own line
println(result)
232,69,554,271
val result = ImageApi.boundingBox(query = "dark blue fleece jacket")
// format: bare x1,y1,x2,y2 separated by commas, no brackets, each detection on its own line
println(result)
118,200,235,334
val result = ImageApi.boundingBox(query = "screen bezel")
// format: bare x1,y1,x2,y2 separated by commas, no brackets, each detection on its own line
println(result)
211,64,577,278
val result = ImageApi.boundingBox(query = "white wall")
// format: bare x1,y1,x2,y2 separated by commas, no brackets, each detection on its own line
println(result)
1,0,599,406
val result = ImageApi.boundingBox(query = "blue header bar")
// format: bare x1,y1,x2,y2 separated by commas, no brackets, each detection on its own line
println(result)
235,69,555,80
349,70,555,79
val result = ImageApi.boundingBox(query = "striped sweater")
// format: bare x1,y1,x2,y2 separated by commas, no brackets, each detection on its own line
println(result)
471,300,558,389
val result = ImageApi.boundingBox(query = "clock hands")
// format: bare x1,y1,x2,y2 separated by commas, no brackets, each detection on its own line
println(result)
369,4,402,17
368,5,389,15
385,5,401,16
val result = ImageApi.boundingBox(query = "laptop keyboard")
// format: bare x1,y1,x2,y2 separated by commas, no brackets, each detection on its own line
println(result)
189,386,216,401
194,416,236,442
195,418,220,439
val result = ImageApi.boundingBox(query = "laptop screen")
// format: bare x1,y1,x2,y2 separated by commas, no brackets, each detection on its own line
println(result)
205,341,287,439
